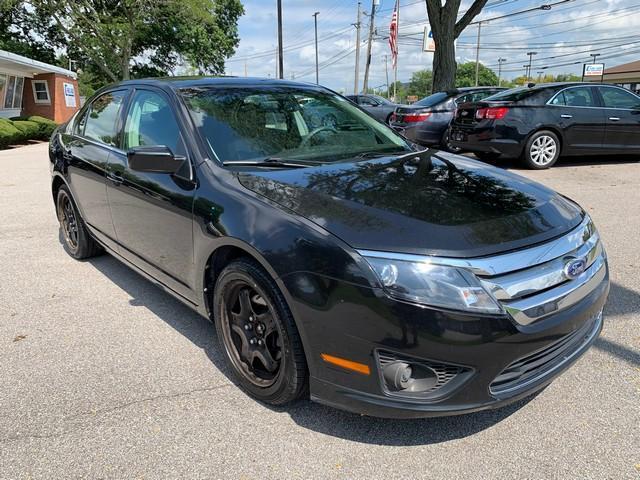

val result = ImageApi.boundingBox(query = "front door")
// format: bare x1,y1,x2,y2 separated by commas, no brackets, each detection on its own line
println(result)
106,88,197,301
597,86,640,152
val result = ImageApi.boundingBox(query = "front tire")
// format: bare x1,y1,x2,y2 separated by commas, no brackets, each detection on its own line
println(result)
56,185,102,259
522,130,560,169
213,258,308,405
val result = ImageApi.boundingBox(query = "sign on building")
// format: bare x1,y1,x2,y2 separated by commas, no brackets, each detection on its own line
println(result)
583,63,605,77
423,27,435,52
63,82,76,108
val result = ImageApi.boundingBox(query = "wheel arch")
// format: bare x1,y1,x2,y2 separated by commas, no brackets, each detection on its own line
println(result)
51,173,68,204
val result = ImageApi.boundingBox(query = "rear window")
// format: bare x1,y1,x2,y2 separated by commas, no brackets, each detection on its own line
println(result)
484,88,542,102
414,92,450,107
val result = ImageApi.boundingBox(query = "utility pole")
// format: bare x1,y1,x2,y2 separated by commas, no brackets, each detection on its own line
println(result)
362,0,379,93
277,0,284,79
497,57,507,87
474,22,482,87
384,54,390,98
537,71,544,82
353,2,362,94
526,51,537,82
313,12,320,84
523,65,529,83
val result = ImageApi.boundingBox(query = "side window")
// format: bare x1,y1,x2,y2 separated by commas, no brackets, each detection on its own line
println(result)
360,96,378,106
551,87,596,108
455,94,471,105
123,90,183,155
598,87,640,109
84,91,126,146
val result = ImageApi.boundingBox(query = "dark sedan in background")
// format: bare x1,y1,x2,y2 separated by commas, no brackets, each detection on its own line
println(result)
450,82,640,169
390,87,506,149
346,94,401,123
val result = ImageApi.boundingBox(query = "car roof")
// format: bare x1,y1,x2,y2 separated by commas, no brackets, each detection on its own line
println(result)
101,76,327,93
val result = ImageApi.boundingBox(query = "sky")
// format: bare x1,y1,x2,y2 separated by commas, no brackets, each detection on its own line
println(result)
224,0,640,93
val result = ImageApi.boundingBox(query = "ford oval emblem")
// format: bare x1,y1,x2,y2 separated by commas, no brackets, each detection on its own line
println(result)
564,258,587,280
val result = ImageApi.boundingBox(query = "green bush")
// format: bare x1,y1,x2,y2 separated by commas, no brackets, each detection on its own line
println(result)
27,115,58,139
0,119,23,148
12,120,40,139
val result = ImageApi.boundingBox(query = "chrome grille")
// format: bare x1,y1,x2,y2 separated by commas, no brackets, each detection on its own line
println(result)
477,216,606,325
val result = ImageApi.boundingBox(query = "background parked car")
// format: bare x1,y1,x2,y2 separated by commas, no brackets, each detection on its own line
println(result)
449,83,640,169
389,87,506,150
346,94,400,123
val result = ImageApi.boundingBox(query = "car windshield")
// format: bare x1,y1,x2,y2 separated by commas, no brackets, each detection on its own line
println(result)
370,94,392,104
413,92,450,107
180,86,410,165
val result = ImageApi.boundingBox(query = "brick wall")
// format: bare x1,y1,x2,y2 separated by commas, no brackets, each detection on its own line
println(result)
23,73,80,123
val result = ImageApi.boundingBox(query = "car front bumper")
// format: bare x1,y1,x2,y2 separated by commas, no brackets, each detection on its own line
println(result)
281,263,609,419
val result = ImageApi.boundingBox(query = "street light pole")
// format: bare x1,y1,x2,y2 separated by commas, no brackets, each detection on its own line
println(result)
277,0,284,79
313,12,320,84
497,57,507,87
362,0,379,93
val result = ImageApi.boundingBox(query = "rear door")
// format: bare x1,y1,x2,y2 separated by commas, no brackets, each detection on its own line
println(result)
65,89,128,248
547,86,605,152
596,86,640,152
106,87,197,301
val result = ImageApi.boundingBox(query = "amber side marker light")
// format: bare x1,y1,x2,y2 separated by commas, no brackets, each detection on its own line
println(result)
321,353,371,375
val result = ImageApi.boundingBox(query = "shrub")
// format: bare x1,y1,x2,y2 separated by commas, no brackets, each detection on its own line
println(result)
0,119,23,148
27,115,58,139
12,120,40,139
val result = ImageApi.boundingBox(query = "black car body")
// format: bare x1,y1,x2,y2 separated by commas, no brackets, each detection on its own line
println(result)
346,94,400,123
450,82,640,168
390,87,506,147
49,77,609,418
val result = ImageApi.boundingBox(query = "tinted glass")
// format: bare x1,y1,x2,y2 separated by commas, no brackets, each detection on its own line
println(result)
414,92,449,107
371,95,392,104
550,87,596,107
84,91,126,146
124,90,182,154
483,87,541,102
598,87,640,109
455,90,499,105
360,96,378,106
181,87,409,164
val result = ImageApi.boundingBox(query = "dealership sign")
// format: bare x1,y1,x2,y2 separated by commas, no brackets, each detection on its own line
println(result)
583,63,605,77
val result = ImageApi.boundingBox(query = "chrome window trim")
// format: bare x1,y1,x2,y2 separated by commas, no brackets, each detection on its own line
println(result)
546,86,598,109
357,215,594,277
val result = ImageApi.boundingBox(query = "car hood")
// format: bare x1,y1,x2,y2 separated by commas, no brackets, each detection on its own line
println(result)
237,150,583,257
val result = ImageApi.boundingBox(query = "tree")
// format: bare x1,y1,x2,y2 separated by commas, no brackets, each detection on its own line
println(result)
425,0,489,92
407,70,433,98
455,62,498,87
10,0,244,82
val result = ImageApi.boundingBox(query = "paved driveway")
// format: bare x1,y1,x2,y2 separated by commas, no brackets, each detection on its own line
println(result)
1,143,638,479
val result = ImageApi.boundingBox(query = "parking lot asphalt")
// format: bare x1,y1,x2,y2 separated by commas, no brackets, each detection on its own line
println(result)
1,143,638,479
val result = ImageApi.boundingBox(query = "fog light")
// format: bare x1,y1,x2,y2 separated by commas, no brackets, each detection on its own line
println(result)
382,361,438,393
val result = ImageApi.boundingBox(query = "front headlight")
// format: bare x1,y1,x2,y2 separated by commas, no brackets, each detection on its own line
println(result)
362,254,502,314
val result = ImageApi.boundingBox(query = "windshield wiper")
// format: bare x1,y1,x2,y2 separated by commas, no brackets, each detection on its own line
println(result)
222,157,317,169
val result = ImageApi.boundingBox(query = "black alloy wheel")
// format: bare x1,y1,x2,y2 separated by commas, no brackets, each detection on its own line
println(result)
56,185,102,259
213,258,307,404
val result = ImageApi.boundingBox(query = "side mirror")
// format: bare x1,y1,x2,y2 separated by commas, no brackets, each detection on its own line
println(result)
127,146,184,174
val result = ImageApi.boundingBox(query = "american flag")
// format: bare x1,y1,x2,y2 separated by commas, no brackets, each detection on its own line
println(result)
388,0,399,68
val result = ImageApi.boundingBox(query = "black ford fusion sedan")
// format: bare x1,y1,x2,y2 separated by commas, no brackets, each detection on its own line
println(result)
450,82,640,169
49,77,609,418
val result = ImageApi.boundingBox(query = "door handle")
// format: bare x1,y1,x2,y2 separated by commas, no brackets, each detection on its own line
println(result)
609,117,621,121
560,114,573,119
107,171,123,186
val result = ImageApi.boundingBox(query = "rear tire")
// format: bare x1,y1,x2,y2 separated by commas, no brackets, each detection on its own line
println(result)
213,258,308,405
522,130,560,169
56,185,102,259
441,130,462,153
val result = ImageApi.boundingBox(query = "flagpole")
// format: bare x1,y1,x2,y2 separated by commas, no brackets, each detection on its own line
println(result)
393,0,399,101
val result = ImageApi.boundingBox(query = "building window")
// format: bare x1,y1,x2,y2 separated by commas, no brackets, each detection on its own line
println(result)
2,75,24,109
31,80,51,104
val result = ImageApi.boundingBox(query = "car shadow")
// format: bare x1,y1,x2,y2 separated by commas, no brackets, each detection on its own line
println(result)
83,251,534,446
